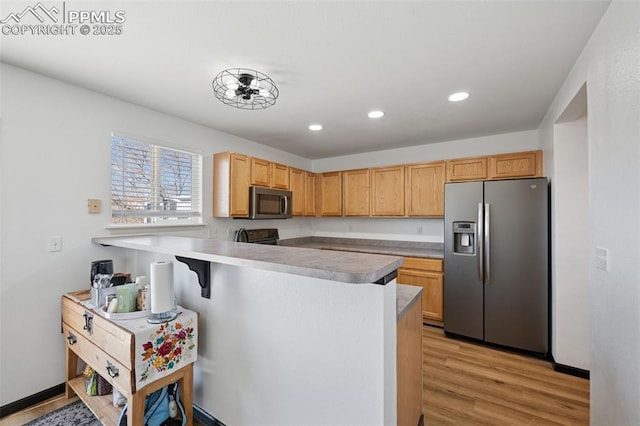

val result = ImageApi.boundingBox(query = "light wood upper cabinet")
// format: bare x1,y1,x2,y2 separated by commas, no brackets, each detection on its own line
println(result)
272,162,290,189
371,166,405,216
289,168,305,216
405,161,445,217
251,157,271,187
446,157,488,182
343,168,371,216
447,150,543,182
318,171,342,216
213,152,250,217
488,150,542,180
304,172,317,216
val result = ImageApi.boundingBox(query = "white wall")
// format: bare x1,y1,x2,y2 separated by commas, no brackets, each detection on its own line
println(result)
313,129,540,172
0,63,312,406
311,129,541,243
538,1,640,423
125,249,397,425
552,117,589,370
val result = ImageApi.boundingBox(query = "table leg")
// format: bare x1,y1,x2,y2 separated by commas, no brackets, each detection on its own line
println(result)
180,365,194,425
129,391,145,426
65,347,78,399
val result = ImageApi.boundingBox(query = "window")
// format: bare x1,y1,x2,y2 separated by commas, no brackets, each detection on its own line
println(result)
111,134,202,226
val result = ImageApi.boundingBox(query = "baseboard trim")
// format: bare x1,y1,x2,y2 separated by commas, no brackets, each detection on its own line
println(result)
0,383,65,418
553,362,590,379
194,403,226,426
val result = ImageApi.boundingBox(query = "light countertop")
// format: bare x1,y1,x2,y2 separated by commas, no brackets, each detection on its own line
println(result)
92,235,402,285
396,284,422,321
278,236,443,259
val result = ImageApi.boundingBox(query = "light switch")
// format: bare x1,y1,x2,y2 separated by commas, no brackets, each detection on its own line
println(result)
88,199,101,213
595,247,609,272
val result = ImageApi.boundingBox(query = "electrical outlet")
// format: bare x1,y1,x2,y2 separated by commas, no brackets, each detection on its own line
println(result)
88,199,101,214
209,228,217,239
417,226,424,235
595,247,609,272
48,236,62,252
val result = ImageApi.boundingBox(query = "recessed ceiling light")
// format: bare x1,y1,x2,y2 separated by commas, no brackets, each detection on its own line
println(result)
368,110,385,119
309,124,323,131
448,92,470,102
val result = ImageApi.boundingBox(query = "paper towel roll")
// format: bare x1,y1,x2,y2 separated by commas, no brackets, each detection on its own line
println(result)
150,261,174,313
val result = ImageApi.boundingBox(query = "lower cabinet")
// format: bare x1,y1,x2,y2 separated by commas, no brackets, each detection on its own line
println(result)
397,257,444,326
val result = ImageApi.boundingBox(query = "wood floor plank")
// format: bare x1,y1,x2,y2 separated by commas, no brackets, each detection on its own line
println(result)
423,325,590,425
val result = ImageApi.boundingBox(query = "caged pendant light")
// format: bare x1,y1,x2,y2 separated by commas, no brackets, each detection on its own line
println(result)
212,68,279,110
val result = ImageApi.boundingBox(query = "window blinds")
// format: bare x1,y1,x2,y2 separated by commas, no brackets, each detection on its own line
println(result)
111,135,202,225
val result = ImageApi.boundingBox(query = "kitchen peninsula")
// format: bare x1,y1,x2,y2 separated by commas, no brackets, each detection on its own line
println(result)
91,235,407,425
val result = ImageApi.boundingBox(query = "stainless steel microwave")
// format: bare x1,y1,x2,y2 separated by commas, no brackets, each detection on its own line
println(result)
248,186,292,219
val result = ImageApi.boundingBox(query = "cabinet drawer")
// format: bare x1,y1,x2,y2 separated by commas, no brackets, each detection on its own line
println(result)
401,257,443,272
63,323,134,394
62,294,133,369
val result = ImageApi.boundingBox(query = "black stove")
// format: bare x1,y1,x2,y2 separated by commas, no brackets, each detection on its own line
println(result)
234,228,279,245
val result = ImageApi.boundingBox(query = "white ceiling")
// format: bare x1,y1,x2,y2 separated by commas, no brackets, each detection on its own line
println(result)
0,1,610,159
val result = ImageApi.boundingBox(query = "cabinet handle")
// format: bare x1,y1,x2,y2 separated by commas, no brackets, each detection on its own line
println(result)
82,311,93,335
105,361,119,378
66,332,77,345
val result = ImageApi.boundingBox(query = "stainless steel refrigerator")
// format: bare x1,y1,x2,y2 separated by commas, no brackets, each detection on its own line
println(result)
444,177,549,354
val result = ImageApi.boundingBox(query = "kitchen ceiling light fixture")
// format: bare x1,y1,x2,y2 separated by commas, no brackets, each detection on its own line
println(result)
448,91,470,102
368,110,385,119
212,68,279,110
309,124,323,131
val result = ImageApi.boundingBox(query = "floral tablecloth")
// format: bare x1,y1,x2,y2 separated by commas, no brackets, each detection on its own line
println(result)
108,307,198,390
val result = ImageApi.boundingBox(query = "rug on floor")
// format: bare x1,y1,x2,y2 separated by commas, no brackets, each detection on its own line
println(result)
23,399,101,426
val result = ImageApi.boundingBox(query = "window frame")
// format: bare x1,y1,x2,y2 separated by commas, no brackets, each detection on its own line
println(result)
110,132,204,228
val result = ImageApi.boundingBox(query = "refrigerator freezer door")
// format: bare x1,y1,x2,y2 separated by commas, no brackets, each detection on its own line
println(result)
444,181,484,340
483,178,548,353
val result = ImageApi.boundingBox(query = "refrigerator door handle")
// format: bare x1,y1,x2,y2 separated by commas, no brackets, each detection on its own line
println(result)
485,203,491,284
477,202,484,281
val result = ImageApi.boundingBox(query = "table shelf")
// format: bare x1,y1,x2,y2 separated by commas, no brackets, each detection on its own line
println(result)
67,375,121,425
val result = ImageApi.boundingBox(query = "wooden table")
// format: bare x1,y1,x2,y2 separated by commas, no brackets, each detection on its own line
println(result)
62,290,194,425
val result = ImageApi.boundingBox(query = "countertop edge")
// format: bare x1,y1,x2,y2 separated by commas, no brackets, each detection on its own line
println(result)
397,284,423,321
92,236,403,285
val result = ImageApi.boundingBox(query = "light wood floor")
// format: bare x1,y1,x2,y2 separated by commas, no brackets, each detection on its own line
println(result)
423,326,590,425
1,326,589,426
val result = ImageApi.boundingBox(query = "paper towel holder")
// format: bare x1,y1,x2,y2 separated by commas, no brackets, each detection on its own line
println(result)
147,261,179,324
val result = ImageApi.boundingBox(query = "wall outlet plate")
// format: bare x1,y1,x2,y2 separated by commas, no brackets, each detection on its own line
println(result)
595,247,609,272
88,198,101,213
48,236,62,252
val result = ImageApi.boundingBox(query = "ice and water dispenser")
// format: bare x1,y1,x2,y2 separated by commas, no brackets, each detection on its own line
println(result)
452,222,476,255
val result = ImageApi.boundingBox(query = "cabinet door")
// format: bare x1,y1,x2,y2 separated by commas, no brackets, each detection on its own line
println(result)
397,269,444,322
488,150,542,180
405,161,445,217
213,152,249,217
230,154,250,216
304,172,317,216
343,168,370,216
446,157,488,182
289,168,305,216
318,172,342,216
272,162,290,189
371,166,405,216
251,157,271,187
